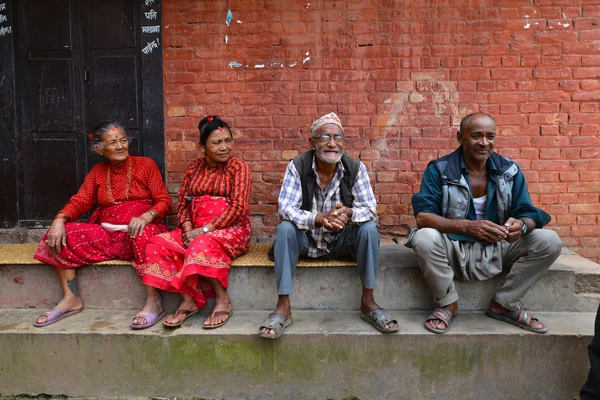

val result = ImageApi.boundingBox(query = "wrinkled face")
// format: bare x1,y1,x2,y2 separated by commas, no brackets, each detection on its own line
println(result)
96,127,129,166
457,115,496,164
202,127,233,166
310,124,345,165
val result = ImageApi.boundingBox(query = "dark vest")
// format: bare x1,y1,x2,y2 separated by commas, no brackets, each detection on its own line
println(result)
292,150,360,211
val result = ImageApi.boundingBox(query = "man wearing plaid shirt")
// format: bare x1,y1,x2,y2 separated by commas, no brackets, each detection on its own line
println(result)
258,112,398,339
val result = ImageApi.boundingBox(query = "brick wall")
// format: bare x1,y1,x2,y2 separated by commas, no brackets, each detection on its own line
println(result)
162,0,600,261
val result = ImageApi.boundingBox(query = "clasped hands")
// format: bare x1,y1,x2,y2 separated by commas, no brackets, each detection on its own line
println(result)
468,217,525,243
320,204,352,232
181,222,213,247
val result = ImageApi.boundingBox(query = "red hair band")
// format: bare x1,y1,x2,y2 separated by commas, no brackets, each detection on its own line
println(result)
207,117,213,122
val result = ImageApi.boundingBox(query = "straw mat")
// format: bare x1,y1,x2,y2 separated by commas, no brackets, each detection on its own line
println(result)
0,243,356,268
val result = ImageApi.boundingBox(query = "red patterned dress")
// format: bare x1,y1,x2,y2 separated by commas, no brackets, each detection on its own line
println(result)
34,156,172,275
142,156,252,308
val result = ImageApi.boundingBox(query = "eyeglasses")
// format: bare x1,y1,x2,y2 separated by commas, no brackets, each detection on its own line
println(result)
312,134,345,144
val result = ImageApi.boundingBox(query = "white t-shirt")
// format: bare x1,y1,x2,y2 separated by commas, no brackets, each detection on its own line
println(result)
473,195,487,220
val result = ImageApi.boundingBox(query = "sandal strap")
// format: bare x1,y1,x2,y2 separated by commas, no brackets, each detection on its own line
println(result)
428,308,453,328
261,313,287,329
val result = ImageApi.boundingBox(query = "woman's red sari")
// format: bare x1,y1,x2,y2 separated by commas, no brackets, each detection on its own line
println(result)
34,200,168,275
33,156,171,276
141,156,252,309
142,196,251,308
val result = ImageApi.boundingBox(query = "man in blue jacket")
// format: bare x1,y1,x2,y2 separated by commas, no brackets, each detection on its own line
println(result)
407,112,562,334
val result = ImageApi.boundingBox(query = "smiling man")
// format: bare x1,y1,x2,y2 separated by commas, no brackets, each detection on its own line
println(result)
407,112,562,334
258,112,398,338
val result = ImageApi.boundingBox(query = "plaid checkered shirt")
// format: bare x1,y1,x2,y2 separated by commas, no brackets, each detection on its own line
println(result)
278,155,377,258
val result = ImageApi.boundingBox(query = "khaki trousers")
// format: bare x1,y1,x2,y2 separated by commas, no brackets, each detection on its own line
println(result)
409,228,562,310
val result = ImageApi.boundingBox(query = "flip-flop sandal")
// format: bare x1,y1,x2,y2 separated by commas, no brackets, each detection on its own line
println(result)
486,308,548,334
203,310,233,329
129,310,166,330
258,313,293,339
162,309,200,328
361,308,399,333
33,308,83,327
424,307,454,334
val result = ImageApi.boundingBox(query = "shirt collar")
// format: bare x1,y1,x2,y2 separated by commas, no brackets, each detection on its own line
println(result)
459,152,498,176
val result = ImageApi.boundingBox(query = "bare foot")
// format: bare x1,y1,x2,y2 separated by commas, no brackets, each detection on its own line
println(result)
203,294,233,327
260,295,292,335
36,295,83,325
426,301,459,331
164,294,198,326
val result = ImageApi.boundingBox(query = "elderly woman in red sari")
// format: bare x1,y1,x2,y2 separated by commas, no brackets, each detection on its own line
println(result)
33,121,172,328
141,116,251,329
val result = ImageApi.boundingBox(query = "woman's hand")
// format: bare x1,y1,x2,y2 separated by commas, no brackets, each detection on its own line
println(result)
182,223,215,247
47,219,67,254
182,228,202,247
128,212,154,238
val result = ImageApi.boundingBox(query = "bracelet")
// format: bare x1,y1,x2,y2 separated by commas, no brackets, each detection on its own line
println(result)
147,210,159,221
54,212,70,222
181,221,193,233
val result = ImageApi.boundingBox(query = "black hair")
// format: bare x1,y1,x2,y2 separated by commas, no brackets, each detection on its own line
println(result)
459,112,495,134
198,116,231,146
90,121,127,150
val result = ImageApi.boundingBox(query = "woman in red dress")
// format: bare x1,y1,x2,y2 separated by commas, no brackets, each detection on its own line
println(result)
33,121,172,328
142,116,251,329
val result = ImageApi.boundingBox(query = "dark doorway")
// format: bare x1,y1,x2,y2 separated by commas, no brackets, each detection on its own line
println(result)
6,0,164,227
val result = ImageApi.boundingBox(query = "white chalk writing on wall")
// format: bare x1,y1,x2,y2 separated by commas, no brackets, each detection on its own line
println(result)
145,0,155,5
142,38,160,54
0,4,6,11
0,14,7,23
144,9,157,20
0,25,10,36
141,25,160,33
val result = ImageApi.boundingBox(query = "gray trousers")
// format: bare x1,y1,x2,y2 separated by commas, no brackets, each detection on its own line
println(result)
272,220,380,295
410,228,562,310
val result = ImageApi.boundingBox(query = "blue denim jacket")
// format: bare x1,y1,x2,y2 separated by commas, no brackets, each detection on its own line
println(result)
411,147,551,242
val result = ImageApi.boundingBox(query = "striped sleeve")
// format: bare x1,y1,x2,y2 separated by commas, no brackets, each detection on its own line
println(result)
212,158,251,229
176,159,199,227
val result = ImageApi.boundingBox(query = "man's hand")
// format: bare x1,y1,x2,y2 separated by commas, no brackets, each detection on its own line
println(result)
322,204,351,231
466,220,509,242
503,217,525,243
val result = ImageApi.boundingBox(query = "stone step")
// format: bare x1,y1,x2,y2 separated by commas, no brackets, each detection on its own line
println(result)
2,244,600,312
0,308,593,400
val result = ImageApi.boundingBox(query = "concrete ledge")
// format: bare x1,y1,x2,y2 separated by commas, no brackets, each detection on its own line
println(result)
0,309,593,399
2,244,600,312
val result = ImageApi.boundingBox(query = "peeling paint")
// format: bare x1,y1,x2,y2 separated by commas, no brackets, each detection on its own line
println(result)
225,35,228,44
289,62,298,67
236,20,242,24
303,56,311,64
228,61,242,68
226,10,233,26
254,64,265,68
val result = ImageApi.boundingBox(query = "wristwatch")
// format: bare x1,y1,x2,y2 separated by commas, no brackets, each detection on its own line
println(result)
519,219,528,236
202,226,209,234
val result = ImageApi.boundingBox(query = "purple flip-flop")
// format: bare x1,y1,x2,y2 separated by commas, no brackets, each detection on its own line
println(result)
129,310,166,330
33,309,82,327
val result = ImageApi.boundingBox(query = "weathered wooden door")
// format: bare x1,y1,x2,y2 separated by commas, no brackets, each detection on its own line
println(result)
13,0,163,226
